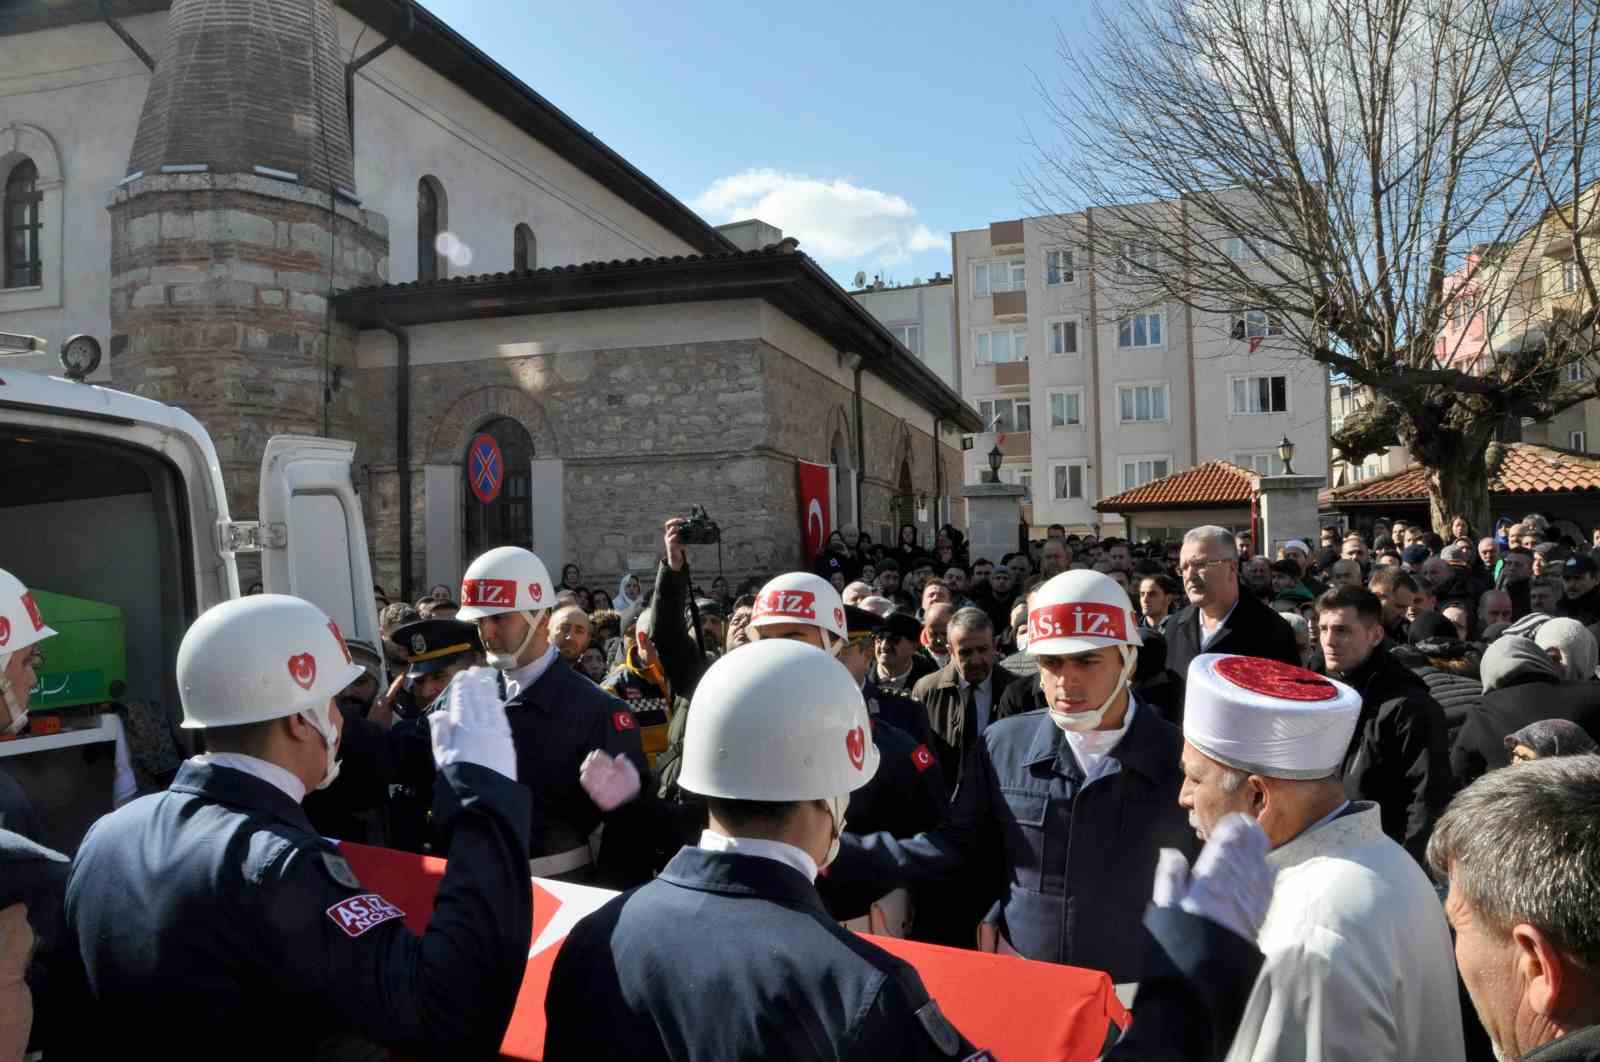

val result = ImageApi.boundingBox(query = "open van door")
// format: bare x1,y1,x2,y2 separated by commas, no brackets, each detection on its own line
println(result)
258,436,383,658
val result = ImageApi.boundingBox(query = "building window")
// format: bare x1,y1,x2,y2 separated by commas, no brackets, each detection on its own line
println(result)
892,324,922,354
417,177,445,283
1047,388,1083,428
1046,317,1079,356
1050,461,1086,501
1230,308,1284,339
1573,430,1588,452
1115,240,1154,274
1045,248,1075,285
513,223,536,272
975,327,1027,364
1562,258,1579,294
1231,374,1289,414
973,257,1026,296
1234,452,1286,475
1118,383,1169,423
1565,360,1587,383
4,159,41,290
1117,309,1164,348
978,397,1031,433
1121,456,1171,490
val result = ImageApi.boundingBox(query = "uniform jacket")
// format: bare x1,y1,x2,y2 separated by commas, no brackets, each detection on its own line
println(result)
1333,643,1455,864
831,702,1197,983
865,679,939,751
874,654,939,697
1165,593,1302,719
912,662,1019,787
1450,676,1600,785
507,656,656,888
63,759,532,1060
544,846,985,1061
1224,803,1464,1062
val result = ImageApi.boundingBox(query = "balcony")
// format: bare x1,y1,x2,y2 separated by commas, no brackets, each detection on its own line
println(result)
999,431,1031,457
989,219,1024,249
992,290,1027,317
994,360,1030,388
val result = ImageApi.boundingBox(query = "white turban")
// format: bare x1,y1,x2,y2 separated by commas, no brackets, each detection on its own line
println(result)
1183,653,1362,779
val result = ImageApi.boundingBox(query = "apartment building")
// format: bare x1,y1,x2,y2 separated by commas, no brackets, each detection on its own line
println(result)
953,213,1329,534
850,274,957,391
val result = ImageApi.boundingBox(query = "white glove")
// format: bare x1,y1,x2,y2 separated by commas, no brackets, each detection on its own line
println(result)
579,750,641,811
1151,812,1275,941
429,667,517,781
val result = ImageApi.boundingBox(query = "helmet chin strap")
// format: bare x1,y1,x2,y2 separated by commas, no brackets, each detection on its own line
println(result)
1050,645,1137,733
487,610,544,671
0,651,27,736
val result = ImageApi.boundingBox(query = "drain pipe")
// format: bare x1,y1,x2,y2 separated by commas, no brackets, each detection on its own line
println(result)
379,320,413,601
853,362,866,525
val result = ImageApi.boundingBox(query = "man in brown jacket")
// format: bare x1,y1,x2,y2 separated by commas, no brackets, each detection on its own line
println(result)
912,607,1018,788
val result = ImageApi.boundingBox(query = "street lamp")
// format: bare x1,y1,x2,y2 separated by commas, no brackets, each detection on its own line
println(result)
988,444,1003,483
1277,435,1296,475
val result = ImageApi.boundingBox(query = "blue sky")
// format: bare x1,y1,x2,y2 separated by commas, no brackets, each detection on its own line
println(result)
418,0,1092,286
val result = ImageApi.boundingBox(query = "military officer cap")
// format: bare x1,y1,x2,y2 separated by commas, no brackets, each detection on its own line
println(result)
392,618,482,683
876,611,923,643
843,604,883,638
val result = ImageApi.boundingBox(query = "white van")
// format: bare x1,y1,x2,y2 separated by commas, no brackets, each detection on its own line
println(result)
0,362,381,851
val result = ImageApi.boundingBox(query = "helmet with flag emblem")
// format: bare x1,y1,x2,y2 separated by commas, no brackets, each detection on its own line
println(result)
748,572,849,654
455,546,555,621
678,638,879,801
176,594,365,728
1027,570,1142,732
0,567,58,734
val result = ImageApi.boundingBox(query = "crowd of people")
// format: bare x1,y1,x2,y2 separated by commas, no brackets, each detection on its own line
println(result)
5,507,1600,1059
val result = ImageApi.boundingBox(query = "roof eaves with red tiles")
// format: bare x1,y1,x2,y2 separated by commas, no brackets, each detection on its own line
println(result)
1094,460,1259,512
1323,443,1600,505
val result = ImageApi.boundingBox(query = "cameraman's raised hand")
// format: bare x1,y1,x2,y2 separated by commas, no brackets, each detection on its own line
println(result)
664,517,687,571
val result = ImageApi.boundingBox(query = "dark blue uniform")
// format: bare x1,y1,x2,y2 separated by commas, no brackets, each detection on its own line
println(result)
865,679,939,752
63,759,532,1061
830,702,1196,983
545,846,989,1061
506,654,656,888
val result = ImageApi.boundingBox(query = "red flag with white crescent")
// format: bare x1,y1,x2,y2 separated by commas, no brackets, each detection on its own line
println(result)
796,461,832,563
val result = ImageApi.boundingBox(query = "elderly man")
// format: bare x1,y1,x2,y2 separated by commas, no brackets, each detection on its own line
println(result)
920,601,954,671
841,580,874,606
1179,654,1463,1062
1165,526,1301,714
911,607,1017,787
1478,536,1500,568
1480,588,1515,630
872,611,936,693
1431,757,1600,1062
1316,586,1453,864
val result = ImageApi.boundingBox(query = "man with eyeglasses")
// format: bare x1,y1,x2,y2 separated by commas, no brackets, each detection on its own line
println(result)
1164,527,1301,718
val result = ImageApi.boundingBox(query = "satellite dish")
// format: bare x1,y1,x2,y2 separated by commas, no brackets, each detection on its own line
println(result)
853,270,867,289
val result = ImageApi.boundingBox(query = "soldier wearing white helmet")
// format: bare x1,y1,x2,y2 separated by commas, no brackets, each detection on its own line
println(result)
62,594,535,1059
457,546,654,887
825,570,1196,982
546,639,987,1061
746,571,850,653
0,568,57,739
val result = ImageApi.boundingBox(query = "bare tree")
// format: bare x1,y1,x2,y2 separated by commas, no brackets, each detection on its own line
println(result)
1028,0,1600,531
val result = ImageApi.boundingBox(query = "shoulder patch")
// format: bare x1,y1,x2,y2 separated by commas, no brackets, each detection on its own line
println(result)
326,894,406,938
911,745,936,773
612,711,637,732
915,999,962,1057
320,851,362,890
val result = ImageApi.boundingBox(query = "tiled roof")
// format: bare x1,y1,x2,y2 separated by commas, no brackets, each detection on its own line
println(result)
1323,443,1600,505
1095,460,1258,512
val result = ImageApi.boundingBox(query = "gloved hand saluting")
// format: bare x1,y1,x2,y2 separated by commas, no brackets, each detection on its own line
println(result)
429,667,517,781
1151,812,1275,941
579,750,641,811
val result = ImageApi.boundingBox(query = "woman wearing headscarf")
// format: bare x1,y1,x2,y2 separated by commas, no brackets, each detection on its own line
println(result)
1450,628,1600,785
615,572,644,614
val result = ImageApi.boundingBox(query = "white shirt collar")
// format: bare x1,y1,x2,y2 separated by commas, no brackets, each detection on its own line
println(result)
508,645,560,695
192,752,306,804
1061,698,1138,780
697,829,819,883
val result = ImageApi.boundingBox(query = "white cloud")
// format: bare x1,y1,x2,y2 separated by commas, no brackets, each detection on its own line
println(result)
692,169,945,268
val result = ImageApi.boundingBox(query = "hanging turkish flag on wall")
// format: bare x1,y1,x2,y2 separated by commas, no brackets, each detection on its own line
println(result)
796,461,832,563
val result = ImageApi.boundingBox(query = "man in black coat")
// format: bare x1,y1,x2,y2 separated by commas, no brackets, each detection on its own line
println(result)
1316,586,1454,865
1165,526,1301,719
1558,553,1600,627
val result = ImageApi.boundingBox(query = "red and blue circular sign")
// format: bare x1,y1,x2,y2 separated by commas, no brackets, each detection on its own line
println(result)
468,433,504,504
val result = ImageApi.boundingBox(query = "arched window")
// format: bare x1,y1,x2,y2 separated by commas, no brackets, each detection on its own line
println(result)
462,417,535,563
514,223,536,272
417,177,444,282
5,159,41,290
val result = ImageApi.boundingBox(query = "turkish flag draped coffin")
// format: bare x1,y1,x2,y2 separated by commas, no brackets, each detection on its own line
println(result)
796,460,832,564
339,842,1129,1061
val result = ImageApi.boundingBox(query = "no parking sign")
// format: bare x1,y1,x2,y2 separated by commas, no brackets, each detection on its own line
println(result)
469,433,504,504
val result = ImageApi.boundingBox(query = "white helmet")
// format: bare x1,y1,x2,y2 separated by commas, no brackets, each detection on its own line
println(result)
177,594,365,729
0,568,57,733
678,638,880,801
456,546,555,621
1027,571,1141,733
749,572,848,652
